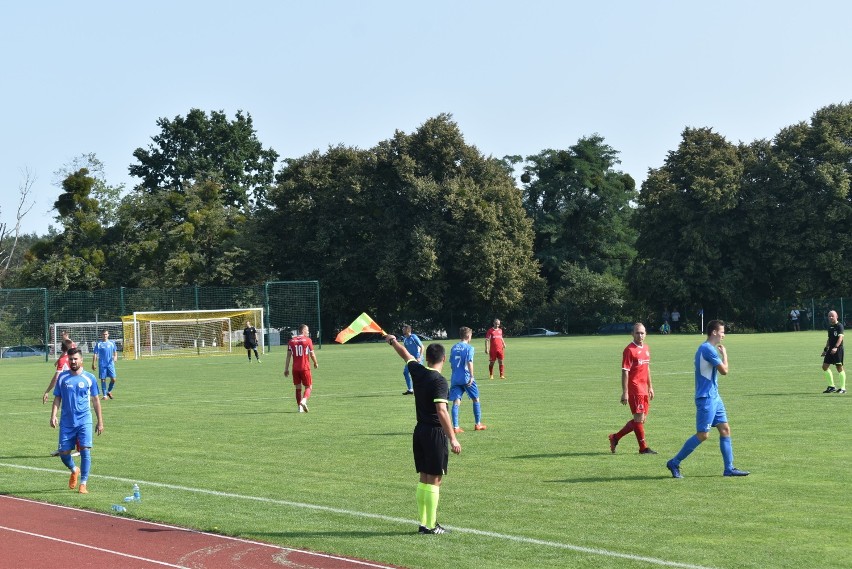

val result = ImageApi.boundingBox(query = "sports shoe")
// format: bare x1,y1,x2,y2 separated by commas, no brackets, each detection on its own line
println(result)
723,467,750,477
489,375,494,380
823,386,837,393
107,392,114,400
69,467,80,489
300,399,309,413
499,376,506,380
71,451,80,457
402,389,414,395
298,406,304,413
50,450,60,457
837,389,847,394
453,427,464,434
78,483,88,494
639,447,658,455
256,359,262,363
102,395,108,400
474,424,487,431
419,523,449,534
666,459,682,479
608,434,617,454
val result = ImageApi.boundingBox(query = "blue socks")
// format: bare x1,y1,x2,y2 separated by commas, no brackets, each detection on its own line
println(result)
403,367,413,391
79,448,91,483
473,401,482,424
452,404,460,428
60,453,75,470
673,434,703,464
720,436,734,471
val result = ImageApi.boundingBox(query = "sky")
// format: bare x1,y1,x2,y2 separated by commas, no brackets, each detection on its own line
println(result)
2,0,851,236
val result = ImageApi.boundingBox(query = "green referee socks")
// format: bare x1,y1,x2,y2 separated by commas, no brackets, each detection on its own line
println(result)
839,370,847,390
416,482,440,529
824,369,835,387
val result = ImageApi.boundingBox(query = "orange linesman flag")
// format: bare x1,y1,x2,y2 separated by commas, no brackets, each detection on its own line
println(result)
335,312,387,344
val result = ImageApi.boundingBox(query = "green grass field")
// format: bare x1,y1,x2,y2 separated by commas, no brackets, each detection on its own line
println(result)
1,332,850,569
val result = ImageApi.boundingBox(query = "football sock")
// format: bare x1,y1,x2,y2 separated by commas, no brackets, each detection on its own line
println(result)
108,380,115,394
825,369,835,386
673,434,703,464
615,420,635,441
79,448,91,483
499,363,504,376
473,401,482,424
422,483,440,529
488,362,495,375
295,388,302,404
452,404,460,428
416,483,428,526
101,380,106,394
404,368,413,391
304,386,312,400
633,421,647,450
839,370,847,390
254,349,260,359
60,453,75,470
719,436,734,472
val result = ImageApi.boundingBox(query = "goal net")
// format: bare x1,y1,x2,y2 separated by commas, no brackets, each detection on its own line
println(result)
121,308,264,359
51,321,124,357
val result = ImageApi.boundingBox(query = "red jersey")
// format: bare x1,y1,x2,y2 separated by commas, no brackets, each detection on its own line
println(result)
486,327,505,352
288,335,315,371
55,353,70,373
622,341,651,396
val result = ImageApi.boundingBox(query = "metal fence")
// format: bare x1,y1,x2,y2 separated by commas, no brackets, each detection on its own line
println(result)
0,282,320,361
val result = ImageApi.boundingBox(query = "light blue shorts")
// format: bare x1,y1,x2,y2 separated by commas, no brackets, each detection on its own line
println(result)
59,422,93,451
99,364,116,380
695,396,727,432
449,380,480,402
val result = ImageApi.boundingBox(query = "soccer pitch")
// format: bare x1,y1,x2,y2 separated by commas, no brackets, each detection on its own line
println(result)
1,332,849,569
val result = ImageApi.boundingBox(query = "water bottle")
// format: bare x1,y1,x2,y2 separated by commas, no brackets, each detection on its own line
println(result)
111,504,127,513
132,483,141,502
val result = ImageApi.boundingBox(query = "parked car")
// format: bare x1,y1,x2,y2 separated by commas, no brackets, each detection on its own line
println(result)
517,328,560,337
596,322,634,335
1,345,47,358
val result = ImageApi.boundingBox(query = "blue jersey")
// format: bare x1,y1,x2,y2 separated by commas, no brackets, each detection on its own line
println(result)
93,340,117,366
694,341,723,399
403,334,424,360
53,369,99,428
450,341,474,386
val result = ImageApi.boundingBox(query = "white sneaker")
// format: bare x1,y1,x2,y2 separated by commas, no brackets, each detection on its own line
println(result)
300,399,309,413
298,405,304,413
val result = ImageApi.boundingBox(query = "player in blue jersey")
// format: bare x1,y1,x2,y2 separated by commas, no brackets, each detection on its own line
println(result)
50,348,104,493
401,325,424,395
449,327,486,433
666,320,749,478
91,329,118,400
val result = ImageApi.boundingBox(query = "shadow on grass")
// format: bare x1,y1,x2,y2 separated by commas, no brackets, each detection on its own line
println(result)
358,432,408,437
245,530,411,539
507,452,603,459
545,473,719,483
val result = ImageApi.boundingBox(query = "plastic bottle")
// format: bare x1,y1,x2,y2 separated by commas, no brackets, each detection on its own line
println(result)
111,504,127,513
132,483,141,501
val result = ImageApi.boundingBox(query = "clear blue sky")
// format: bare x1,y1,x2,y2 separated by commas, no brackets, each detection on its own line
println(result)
2,0,851,235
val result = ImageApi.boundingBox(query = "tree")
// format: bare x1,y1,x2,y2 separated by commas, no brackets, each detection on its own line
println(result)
263,114,542,336
19,168,107,290
0,168,36,287
129,109,279,210
54,153,124,227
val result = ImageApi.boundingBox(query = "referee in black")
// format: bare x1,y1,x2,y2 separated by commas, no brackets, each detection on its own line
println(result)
385,334,461,534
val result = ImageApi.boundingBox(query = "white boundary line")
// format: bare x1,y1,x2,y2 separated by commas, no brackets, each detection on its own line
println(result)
0,524,189,568
0,463,717,569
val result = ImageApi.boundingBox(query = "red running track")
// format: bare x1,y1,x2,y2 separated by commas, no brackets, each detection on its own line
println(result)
0,495,405,569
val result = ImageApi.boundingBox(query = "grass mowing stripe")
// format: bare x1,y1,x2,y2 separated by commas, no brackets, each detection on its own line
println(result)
1,462,715,569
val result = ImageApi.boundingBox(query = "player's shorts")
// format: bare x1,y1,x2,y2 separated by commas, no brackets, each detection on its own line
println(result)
489,349,505,362
824,346,844,366
413,423,449,476
292,369,312,387
244,341,258,349
98,364,116,380
695,396,728,432
628,393,650,415
449,380,480,402
59,422,93,451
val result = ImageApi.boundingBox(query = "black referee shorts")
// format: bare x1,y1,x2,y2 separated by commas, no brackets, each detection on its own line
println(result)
413,423,449,476
824,346,845,366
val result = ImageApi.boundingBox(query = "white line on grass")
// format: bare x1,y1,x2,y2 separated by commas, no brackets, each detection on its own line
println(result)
1,462,717,569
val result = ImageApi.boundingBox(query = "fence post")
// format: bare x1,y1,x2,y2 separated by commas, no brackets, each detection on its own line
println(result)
42,288,49,362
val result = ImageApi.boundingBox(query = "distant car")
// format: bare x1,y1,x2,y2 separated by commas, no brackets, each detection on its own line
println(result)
596,322,635,335
1,345,47,358
517,328,560,337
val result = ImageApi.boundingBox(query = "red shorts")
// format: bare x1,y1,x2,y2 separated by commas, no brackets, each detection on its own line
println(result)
629,393,650,415
489,349,504,362
292,369,312,387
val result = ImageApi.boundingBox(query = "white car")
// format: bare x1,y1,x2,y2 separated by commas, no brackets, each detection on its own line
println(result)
519,328,559,337
1,345,47,358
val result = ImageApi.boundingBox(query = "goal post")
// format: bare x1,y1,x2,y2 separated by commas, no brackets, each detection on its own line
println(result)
51,321,124,357
121,308,264,360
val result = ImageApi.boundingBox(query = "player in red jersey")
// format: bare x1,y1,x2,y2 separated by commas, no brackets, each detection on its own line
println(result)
284,324,319,413
608,323,657,454
485,318,506,379
43,339,75,404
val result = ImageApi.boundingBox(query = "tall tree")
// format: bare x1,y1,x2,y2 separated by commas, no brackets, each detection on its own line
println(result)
129,109,279,210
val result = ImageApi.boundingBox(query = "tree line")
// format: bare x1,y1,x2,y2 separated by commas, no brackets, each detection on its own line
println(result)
3,104,851,338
